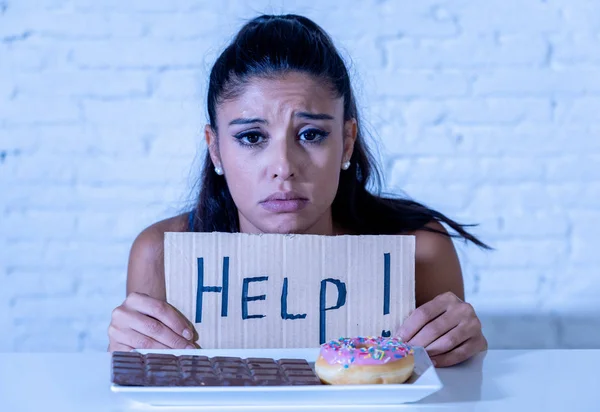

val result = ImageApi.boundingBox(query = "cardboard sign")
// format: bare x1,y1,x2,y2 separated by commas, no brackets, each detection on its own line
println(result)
165,232,415,349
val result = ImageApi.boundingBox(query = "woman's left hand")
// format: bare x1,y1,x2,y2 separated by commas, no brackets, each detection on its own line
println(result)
397,291,487,367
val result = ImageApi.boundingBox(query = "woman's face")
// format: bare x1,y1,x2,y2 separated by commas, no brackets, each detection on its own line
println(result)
206,72,356,235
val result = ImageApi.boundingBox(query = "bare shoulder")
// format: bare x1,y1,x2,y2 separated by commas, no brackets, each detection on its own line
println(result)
126,213,189,300
411,221,457,264
407,220,465,305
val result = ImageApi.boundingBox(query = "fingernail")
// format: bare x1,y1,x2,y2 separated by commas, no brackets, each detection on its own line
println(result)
185,344,195,349
182,329,193,340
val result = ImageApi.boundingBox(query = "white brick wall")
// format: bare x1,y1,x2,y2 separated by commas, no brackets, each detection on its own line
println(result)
1,0,599,351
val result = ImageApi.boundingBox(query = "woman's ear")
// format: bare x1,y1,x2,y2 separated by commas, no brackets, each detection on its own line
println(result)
205,124,222,168
342,118,358,163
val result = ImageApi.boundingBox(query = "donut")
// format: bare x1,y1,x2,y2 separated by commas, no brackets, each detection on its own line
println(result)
315,336,414,385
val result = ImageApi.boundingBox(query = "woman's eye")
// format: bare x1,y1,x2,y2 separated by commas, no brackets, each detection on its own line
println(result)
299,129,329,143
235,132,264,145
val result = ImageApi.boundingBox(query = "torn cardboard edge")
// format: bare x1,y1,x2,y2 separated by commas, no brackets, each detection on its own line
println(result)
165,232,415,349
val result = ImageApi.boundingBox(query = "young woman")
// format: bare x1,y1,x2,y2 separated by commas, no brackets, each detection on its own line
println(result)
108,14,489,367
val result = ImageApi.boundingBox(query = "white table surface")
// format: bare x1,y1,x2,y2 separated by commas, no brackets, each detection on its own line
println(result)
1,350,599,412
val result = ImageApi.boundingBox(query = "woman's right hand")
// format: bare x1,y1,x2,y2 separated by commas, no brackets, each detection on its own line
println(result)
108,292,199,352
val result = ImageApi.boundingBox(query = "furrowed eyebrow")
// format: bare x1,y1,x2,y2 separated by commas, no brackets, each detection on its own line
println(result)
295,112,335,121
228,118,268,126
228,112,334,126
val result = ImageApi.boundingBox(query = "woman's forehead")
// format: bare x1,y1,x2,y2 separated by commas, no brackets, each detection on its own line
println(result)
218,73,344,121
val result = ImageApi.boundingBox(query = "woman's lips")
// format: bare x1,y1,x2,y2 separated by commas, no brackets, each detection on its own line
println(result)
259,192,309,213
260,199,309,213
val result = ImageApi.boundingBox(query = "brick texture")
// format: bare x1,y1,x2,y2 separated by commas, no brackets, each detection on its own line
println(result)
1,0,599,351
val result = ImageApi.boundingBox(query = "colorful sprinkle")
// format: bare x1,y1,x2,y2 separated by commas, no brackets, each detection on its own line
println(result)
319,336,413,367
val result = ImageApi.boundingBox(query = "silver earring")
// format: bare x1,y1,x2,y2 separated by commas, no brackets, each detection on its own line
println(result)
214,166,224,175
342,161,351,170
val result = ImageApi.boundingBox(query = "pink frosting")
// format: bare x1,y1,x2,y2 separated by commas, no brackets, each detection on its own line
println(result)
319,336,413,367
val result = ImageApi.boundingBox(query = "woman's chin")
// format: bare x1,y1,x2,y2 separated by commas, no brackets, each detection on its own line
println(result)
242,206,332,235
258,214,318,235
266,220,311,235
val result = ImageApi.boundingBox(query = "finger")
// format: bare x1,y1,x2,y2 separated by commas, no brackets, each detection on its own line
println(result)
108,324,135,352
408,311,459,348
122,307,195,349
430,338,480,368
398,297,449,342
426,308,483,357
425,322,471,357
110,325,172,350
126,292,195,341
170,302,200,341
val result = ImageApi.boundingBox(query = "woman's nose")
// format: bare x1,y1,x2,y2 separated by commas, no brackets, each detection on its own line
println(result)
266,138,298,181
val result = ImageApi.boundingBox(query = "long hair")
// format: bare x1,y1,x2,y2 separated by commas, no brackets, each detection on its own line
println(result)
191,14,490,249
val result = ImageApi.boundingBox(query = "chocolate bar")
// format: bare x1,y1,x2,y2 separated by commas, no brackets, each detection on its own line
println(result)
111,352,323,387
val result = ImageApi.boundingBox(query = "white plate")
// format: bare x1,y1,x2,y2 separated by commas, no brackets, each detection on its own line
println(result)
110,347,442,407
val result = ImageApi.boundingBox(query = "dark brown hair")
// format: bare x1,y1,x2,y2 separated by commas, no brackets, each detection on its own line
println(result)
190,14,489,249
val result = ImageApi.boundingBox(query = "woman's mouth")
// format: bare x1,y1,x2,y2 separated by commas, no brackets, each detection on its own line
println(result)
259,192,309,213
